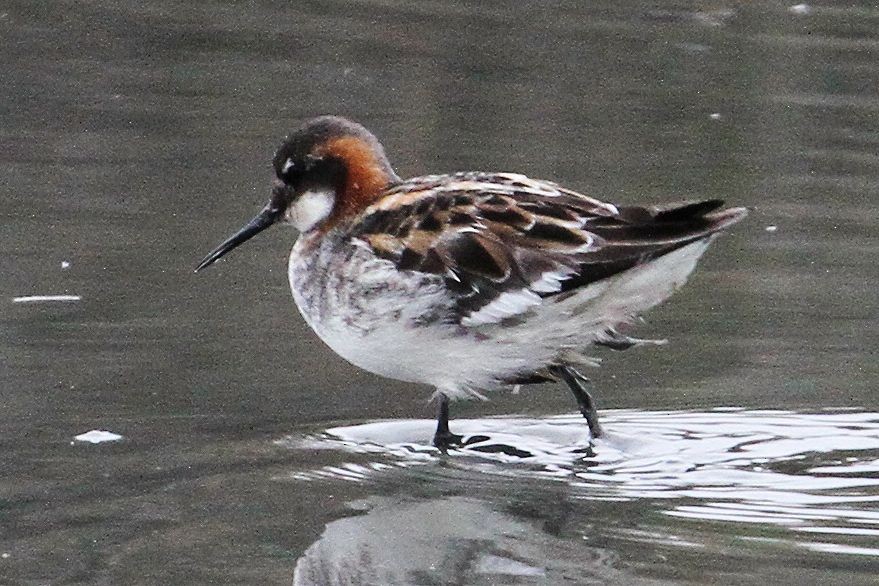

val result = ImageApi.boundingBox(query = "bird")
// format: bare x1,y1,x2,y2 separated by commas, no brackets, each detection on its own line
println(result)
195,115,747,450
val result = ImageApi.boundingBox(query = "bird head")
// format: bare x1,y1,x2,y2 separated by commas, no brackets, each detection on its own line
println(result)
195,116,397,272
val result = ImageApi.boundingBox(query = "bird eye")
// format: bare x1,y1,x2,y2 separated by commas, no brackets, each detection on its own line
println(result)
304,153,323,170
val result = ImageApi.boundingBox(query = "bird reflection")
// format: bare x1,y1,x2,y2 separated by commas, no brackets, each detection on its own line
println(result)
293,495,636,585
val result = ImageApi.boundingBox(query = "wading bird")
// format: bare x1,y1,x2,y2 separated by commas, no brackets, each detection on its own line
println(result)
196,116,746,449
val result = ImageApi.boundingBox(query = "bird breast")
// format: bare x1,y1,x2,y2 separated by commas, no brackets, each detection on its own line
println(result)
287,231,462,384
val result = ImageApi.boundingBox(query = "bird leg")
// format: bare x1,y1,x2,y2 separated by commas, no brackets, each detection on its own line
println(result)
432,392,463,450
550,365,603,439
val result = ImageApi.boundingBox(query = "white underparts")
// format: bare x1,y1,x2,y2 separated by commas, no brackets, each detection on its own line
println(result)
288,232,715,401
288,189,335,232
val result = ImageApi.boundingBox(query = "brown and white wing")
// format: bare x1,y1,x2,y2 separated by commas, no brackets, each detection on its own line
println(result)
351,172,746,327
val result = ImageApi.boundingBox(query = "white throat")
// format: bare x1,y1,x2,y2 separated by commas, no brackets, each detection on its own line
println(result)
288,189,335,232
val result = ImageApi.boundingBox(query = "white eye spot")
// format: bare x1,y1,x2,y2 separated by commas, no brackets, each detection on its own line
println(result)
282,158,295,174
288,189,335,232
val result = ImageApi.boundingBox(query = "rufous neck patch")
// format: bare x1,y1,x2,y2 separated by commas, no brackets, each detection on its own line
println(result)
318,136,393,230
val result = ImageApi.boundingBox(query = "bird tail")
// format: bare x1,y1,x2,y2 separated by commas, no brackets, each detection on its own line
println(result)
646,199,749,235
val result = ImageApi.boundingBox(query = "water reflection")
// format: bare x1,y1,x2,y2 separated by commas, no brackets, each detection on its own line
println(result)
282,407,879,576
293,496,632,585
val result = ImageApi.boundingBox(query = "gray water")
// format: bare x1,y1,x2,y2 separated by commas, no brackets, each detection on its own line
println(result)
2,1,878,584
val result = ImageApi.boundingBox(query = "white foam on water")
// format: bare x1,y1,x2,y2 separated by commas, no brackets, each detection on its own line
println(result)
13,295,81,303
74,430,123,444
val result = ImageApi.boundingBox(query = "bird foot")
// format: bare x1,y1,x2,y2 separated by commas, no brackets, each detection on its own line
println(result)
432,430,465,451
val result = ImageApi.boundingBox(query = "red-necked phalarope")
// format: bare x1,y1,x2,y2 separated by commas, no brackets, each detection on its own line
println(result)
196,116,747,449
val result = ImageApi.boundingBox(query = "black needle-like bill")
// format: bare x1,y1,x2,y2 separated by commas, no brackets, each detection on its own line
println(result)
194,206,282,272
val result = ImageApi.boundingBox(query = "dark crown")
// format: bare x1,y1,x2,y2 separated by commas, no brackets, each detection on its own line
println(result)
272,116,392,182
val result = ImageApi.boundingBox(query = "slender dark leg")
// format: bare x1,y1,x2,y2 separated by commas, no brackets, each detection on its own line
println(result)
549,365,603,439
433,392,463,450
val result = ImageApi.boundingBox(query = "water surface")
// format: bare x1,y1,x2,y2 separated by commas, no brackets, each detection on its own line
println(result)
2,1,878,583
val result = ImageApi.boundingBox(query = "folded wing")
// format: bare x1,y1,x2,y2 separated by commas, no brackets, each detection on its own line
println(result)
351,172,746,327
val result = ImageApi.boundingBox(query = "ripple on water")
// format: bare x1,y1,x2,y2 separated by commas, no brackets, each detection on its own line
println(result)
278,408,879,550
